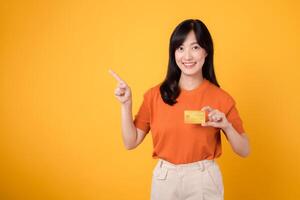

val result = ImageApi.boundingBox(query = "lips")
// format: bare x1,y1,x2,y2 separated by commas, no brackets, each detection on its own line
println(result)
183,62,196,68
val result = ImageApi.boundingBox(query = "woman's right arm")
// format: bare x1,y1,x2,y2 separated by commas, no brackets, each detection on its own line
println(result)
109,69,146,150
121,102,147,150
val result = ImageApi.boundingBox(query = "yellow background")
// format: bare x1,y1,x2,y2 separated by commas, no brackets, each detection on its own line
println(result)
1,0,300,199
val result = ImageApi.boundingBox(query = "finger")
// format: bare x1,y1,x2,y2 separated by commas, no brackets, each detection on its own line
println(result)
208,111,223,122
115,88,125,96
212,115,222,122
208,110,219,117
115,90,125,96
115,87,125,93
201,121,219,127
201,106,213,112
108,69,126,84
118,82,127,89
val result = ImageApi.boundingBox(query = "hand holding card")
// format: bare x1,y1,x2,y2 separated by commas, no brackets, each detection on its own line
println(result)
200,106,231,130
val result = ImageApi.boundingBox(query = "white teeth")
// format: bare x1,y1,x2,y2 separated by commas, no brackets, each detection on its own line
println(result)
183,62,196,67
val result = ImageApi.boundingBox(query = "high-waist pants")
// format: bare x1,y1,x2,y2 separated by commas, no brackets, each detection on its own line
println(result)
150,159,224,200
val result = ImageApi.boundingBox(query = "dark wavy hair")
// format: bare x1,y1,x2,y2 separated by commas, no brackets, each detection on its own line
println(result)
159,19,220,106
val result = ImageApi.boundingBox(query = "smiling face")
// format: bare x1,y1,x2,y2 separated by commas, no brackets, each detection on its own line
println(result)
175,30,208,78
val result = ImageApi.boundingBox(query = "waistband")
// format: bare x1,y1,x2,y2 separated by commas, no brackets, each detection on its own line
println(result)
157,158,215,171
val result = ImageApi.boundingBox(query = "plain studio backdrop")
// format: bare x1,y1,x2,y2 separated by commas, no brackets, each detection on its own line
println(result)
1,0,300,199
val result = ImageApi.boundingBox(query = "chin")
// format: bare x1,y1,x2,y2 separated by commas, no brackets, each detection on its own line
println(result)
180,66,202,76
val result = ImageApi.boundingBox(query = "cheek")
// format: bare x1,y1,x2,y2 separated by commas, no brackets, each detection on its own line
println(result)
175,52,181,60
194,52,206,60
175,53,182,64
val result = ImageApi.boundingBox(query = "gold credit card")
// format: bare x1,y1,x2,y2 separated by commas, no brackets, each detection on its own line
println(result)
184,110,205,124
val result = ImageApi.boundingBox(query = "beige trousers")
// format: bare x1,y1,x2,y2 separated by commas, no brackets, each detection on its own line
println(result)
150,159,224,200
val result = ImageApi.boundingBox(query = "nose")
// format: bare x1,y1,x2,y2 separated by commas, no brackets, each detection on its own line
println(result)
183,49,192,60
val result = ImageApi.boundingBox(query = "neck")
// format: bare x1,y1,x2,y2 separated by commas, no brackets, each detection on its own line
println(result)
179,73,204,91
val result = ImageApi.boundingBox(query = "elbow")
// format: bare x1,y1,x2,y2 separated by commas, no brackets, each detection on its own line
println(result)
239,150,250,158
124,143,137,150
236,146,251,158
238,133,251,158
125,146,135,150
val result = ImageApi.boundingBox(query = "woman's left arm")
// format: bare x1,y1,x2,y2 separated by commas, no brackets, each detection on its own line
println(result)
222,124,250,157
201,106,250,158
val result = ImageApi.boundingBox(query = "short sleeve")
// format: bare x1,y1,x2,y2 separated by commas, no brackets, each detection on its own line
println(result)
224,96,245,135
133,89,151,134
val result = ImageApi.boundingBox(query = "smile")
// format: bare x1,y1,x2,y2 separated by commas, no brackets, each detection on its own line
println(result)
183,62,197,68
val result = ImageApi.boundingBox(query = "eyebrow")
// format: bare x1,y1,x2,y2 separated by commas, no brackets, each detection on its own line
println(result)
181,42,199,46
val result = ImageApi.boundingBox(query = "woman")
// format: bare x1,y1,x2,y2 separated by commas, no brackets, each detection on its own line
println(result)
109,19,250,200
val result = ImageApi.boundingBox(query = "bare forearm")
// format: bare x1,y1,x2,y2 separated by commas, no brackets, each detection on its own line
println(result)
223,123,250,157
121,102,137,149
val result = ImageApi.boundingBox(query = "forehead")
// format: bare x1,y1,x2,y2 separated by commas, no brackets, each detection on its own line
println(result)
182,31,198,45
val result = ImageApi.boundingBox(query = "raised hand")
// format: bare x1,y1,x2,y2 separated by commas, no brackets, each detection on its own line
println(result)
109,69,132,105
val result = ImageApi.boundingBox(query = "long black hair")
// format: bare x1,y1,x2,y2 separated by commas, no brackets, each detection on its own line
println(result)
159,19,220,106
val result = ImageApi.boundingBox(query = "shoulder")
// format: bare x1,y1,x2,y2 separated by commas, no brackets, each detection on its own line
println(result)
206,81,236,106
142,82,162,99
145,82,161,95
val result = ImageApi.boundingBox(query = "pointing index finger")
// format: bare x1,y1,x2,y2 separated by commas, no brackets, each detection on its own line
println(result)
108,69,125,84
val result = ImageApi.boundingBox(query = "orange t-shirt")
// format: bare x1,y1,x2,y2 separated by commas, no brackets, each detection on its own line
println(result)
133,78,245,164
